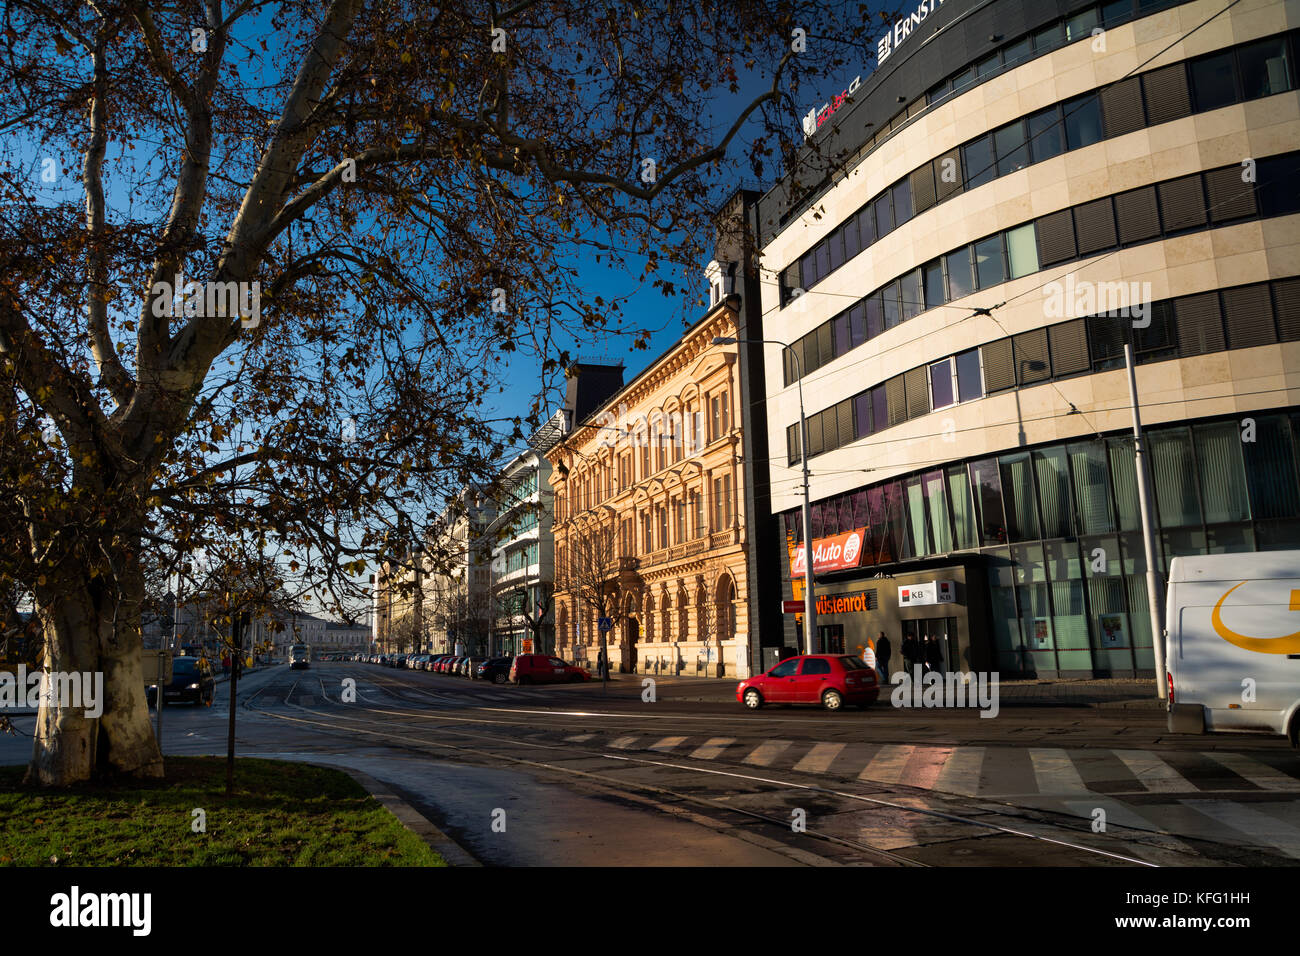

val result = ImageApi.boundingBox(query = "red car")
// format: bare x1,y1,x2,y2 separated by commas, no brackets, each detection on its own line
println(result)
510,654,591,685
737,654,879,711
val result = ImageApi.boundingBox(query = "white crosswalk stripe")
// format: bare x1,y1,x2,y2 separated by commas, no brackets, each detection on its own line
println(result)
648,736,688,752
859,745,915,785
608,736,639,750
932,746,985,795
743,740,792,767
1180,800,1300,859
689,737,735,760
1029,748,1090,795
1203,752,1300,791
564,734,595,743
1114,750,1193,793
792,742,845,774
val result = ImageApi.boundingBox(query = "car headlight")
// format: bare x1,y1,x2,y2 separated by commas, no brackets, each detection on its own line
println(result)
187,682,200,690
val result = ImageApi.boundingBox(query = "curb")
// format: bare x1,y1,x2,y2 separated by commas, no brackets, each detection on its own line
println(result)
337,766,481,867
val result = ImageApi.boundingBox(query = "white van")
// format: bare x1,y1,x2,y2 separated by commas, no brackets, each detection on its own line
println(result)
1165,551,1300,747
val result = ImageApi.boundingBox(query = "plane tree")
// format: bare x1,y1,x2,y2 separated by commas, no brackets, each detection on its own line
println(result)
0,0,871,784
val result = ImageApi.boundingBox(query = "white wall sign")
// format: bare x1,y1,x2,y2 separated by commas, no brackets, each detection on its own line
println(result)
898,580,956,607
877,0,949,67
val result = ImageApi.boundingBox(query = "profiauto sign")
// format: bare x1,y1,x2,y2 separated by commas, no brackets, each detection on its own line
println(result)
877,0,949,66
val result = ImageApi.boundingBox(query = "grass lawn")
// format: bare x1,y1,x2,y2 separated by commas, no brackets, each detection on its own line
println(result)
0,756,446,866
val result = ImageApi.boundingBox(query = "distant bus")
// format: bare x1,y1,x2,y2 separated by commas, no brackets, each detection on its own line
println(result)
289,644,311,670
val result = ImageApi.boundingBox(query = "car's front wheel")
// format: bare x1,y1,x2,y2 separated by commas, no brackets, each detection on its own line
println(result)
743,688,763,710
493,673,508,685
822,689,843,711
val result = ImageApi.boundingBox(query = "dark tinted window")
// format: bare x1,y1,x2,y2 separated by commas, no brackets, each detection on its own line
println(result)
1190,50,1236,111
854,392,873,437
946,247,975,300
1100,0,1130,25
849,303,867,347
1003,37,1032,67
963,135,995,189
1257,153,1300,217
956,348,983,402
1064,93,1103,148
893,179,914,226
1237,36,1292,99
839,656,871,671
900,269,922,320
865,294,883,338
843,216,861,259
923,259,945,309
874,193,894,236
882,281,902,329
930,359,955,409
976,53,1000,79
1033,24,1061,51
994,120,1030,175
858,207,876,246
1065,8,1098,42
801,658,832,675
928,79,952,104
174,660,198,674
974,234,1006,288
770,659,799,677
1027,106,1064,162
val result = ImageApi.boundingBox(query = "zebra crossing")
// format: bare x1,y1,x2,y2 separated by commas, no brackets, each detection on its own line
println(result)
567,731,1300,798
567,731,1300,859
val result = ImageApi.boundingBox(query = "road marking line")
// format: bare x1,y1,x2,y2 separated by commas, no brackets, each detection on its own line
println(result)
859,745,915,785
933,746,985,796
1203,752,1300,791
648,736,688,752
564,734,595,743
1180,799,1300,859
688,737,735,760
608,736,639,750
1029,748,1090,795
743,740,792,767
792,742,845,774
1114,750,1194,793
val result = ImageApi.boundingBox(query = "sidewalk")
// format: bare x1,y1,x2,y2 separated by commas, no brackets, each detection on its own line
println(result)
571,671,1165,710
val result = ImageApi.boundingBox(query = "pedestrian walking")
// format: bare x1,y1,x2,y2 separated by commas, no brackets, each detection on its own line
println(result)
902,632,918,677
925,634,945,675
221,652,230,678
876,631,892,683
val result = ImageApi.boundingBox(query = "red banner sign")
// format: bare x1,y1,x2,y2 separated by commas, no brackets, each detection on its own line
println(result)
791,528,866,577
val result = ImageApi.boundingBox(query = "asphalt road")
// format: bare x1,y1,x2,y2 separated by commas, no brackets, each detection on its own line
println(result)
5,662,1299,866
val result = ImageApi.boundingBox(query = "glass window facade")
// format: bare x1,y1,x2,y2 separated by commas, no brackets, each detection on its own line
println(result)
782,410,1300,677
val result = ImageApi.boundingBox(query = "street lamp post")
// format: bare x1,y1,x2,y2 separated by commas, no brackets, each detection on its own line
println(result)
712,335,816,656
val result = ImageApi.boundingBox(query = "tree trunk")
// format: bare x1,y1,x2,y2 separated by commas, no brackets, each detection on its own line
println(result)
26,537,163,786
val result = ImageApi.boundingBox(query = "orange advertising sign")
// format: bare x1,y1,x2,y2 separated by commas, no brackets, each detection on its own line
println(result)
791,528,867,577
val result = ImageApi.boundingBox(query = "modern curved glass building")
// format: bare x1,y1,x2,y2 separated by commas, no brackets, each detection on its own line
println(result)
757,0,1300,678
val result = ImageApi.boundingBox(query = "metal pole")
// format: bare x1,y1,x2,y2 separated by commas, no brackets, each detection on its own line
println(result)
794,355,816,656
225,605,242,795
1124,344,1167,699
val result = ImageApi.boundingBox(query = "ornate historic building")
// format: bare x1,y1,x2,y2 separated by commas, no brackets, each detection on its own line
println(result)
548,300,753,678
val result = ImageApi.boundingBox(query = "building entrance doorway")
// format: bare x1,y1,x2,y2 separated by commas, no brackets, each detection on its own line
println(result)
817,624,845,655
624,618,639,673
902,617,957,671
